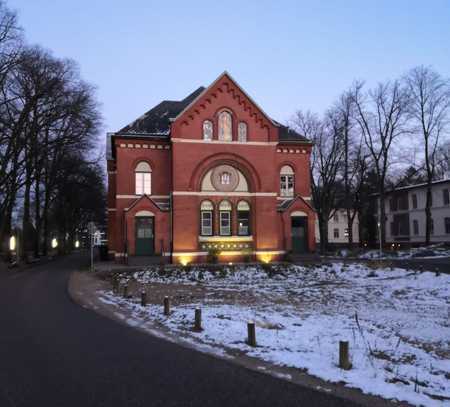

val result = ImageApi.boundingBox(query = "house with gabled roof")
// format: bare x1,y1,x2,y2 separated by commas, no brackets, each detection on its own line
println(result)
106,72,315,263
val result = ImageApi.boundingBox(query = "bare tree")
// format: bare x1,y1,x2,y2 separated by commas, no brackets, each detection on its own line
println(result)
293,110,344,252
0,1,22,255
404,66,450,245
351,80,410,246
333,90,369,249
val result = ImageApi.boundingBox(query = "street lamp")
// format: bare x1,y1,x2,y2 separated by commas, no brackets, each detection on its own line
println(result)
377,222,382,256
75,240,80,249
51,238,58,249
9,236,16,251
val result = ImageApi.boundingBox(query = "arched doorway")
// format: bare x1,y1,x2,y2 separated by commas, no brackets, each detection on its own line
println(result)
135,210,154,255
291,211,308,254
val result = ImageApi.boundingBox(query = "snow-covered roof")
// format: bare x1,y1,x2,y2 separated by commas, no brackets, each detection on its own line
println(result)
117,87,205,135
373,178,450,196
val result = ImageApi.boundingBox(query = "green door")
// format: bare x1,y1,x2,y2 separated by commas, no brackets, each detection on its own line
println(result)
291,216,308,253
135,217,154,255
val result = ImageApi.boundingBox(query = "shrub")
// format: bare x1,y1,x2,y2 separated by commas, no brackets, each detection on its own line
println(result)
206,247,219,264
242,249,252,263
283,250,293,263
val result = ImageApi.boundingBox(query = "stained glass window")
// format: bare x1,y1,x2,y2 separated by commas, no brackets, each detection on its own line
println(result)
238,122,247,142
203,120,213,140
218,111,232,141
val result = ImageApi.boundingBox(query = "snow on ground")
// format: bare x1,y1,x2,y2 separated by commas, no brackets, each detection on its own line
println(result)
101,263,450,406
359,243,450,259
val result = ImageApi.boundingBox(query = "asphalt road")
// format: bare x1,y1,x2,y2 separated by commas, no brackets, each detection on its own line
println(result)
0,253,360,407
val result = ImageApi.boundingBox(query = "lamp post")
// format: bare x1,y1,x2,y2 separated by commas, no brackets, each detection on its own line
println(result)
377,222,382,256
88,222,95,272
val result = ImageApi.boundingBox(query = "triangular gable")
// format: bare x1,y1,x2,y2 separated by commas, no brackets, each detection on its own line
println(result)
172,71,279,128
277,195,316,213
124,194,169,213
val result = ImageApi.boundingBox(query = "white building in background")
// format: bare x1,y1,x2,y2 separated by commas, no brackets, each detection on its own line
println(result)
315,209,360,246
376,179,450,244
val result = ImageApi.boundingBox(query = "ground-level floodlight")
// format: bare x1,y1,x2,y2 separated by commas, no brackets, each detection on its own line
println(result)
51,238,58,249
9,236,16,251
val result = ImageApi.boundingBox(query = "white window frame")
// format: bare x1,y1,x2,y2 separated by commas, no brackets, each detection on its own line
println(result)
237,200,250,236
135,172,151,195
201,211,213,236
220,211,231,236
280,174,294,197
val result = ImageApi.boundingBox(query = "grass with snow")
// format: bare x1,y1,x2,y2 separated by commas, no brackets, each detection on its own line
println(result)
101,263,450,406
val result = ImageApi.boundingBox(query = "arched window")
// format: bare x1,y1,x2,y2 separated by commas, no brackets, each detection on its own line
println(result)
135,161,151,195
219,200,232,235
238,122,247,142
203,120,213,141
218,111,232,141
237,200,250,236
200,200,214,236
280,165,294,197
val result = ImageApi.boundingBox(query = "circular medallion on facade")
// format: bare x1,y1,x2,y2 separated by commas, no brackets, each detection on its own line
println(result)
211,165,239,192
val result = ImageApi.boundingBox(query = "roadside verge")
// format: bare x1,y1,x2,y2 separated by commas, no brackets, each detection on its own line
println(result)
68,270,398,407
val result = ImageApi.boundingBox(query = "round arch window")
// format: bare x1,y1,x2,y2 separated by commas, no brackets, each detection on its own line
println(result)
135,161,152,195
237,200,250,236
219,200,232,236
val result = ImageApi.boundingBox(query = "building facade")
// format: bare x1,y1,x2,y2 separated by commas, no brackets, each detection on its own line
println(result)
107,72,316,264
377,179,450,244
315,209,360,246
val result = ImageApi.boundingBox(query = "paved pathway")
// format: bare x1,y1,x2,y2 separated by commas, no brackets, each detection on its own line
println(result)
0,253,362,407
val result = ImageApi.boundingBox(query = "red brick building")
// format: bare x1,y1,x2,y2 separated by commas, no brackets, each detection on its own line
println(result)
107,72,315,264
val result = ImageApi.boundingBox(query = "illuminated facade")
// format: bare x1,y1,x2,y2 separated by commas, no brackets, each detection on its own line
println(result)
107,72,316,263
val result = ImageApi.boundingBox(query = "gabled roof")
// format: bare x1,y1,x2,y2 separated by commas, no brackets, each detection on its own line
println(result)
172,71,278,126
118,87,205,135
277,195,316,212
124,194,170,212
277,123,310,143
112,71,311,144
371,178,450,196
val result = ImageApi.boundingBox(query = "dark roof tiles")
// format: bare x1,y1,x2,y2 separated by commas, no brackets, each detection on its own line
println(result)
118,87,205,135
115,85,310,143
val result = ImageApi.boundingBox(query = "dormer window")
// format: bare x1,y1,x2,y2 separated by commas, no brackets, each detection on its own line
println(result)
218,111,232,141
203,120,213,140
238,122,247,142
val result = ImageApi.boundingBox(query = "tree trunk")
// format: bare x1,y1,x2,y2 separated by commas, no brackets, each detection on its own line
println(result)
379,190,386,248
0,199,13,258
22,144,33,261
346,208,354,249
318,212,329,253
34,178,41,257
425,182,432,245
42,186,50,256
